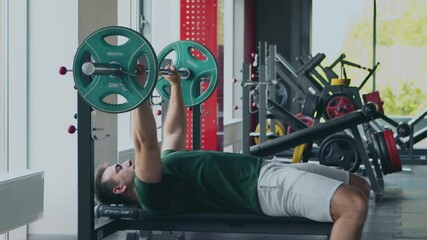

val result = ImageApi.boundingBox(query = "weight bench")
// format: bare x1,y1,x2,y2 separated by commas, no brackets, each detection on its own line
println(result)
93,102,382,239
94,204,333,239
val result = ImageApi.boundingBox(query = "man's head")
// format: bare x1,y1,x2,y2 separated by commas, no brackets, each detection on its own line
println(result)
95,160,137,204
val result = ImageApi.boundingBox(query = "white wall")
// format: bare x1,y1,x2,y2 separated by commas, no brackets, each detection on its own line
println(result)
3,0,32,238
7,0,28,172
0,0,6,174
145,0,180,53
224,0,245,124
26,0,78,236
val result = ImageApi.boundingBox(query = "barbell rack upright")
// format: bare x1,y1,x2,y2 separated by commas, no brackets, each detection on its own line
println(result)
77,95,96,239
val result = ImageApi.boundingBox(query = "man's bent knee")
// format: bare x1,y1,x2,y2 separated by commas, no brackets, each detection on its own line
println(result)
330,185,369,222
349,174,371,199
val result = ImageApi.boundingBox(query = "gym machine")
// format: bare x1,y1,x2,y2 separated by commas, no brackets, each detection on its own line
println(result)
239,42,403,200
272,44,403,175
365,92,427,164
305,53,427,165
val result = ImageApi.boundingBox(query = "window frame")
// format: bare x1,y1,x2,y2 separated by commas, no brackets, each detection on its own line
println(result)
0,0,7,173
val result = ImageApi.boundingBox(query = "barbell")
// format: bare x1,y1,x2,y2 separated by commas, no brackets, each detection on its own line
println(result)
79,62,192,79
60,26,218,113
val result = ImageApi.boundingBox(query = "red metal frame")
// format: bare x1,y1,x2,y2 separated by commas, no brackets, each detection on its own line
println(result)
180,0,218,150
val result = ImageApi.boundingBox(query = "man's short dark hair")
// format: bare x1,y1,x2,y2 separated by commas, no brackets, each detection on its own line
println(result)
95,162,134,204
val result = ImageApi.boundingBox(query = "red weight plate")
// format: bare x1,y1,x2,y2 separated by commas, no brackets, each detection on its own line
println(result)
376,132,392,175
326,95,355,119
287,113,314,133
383,129,402,172
363,91,384,113
383,129,401,172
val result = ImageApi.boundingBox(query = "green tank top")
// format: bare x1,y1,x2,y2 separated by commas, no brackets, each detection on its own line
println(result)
134,150,263,215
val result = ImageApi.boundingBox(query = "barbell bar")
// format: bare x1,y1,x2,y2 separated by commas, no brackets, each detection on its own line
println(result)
80,62,192,80
62,26,218,113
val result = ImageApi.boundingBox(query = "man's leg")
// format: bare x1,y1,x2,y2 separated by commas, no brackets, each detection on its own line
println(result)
258,161,369,239
349,174,371,200
294,163,371,199
330,184,369,240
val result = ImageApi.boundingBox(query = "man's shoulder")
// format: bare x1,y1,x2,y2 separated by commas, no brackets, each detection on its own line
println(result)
161,149,183,157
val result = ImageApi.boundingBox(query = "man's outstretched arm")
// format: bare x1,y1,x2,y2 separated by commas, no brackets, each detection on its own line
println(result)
133,64,162,183
161,65,187,152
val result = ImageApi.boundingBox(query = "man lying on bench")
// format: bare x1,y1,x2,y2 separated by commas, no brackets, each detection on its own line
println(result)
94,64,371,240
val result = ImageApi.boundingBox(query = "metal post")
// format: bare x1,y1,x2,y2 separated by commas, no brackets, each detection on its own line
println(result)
373,0,377,91
351,127,383,201
193,104,201,150
192,74,201,150
268,45,277,135
258,42,267,144
77,95,96,239
242,63,251,154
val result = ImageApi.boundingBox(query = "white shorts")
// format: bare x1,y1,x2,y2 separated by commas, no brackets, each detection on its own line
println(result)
257,159,350,222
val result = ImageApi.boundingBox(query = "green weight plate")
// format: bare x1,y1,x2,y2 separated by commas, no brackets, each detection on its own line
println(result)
73,26,158,113
156,40,218,106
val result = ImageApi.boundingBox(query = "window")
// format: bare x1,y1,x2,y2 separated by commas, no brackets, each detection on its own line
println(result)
375,0,427,117
312,1,373,93
312,0,427,117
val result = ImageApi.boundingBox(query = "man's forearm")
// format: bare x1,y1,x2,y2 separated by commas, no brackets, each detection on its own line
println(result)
163,83,187,146
133,100,162,183
133,101,159,149
132,64,162,183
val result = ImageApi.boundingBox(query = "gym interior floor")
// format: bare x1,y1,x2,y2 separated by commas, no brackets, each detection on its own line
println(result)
105,165,427,240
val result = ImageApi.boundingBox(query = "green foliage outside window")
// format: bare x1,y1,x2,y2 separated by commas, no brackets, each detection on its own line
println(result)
341,1,427,116
381,81,427,116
